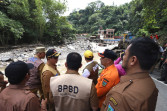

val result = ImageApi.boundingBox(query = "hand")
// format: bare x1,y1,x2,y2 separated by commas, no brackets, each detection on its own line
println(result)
165,59,167,63
41,98,47,109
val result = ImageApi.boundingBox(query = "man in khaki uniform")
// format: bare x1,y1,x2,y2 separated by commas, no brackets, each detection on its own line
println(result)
101,37,159,111
0,61,47,111
41,48,60,109
82,50,99,85
50,52,98,111
26,47,45,98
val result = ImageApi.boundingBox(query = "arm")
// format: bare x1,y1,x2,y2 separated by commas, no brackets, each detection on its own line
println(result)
95,77,115,98
42,71,54,100
101,92,129,111
26,97,47,111
38,63,45,77
90,83,98,111
82,69,90,78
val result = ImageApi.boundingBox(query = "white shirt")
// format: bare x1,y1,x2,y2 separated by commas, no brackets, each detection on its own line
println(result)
82,60,94,78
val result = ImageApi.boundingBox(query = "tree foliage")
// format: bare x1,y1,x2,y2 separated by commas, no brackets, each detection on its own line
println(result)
68,0,167,40
0,0,74,45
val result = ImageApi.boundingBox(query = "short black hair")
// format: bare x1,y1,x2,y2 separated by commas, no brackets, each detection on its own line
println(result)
66,52,82,70
5,61,29,84
129,37,160,70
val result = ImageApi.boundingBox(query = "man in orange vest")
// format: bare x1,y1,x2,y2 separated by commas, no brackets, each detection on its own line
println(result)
96,49,120,110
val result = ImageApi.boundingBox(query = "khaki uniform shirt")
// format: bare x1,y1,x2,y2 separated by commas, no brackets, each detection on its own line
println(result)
0,85,46,111
50,73,98,111
41,63,60,100
101,72,158,111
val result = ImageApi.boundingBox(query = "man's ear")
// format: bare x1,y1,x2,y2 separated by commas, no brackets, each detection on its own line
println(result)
25,74,30,81
130,56,137,66
80,64,82,68
65,62,67,67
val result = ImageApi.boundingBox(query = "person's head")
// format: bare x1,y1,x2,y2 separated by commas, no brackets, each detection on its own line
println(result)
98,49,117,67
35,47,46,59
46,49,61,65
5,61,34,85
122,37,160,72
84,50,93,61
66,52,82,71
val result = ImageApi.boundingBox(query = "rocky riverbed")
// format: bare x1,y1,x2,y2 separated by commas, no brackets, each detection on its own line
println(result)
0,37,118,75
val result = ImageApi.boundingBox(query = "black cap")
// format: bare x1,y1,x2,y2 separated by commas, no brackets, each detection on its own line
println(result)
46,49,61,58
98,49,117,61
5,61,34,84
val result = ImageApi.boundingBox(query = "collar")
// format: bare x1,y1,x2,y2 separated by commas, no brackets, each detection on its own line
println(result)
65,70,80,75
120,72,150,83
47,62,56,69
34,55,40,59
105,64,115,70
85,60,94,66
8,84,30,90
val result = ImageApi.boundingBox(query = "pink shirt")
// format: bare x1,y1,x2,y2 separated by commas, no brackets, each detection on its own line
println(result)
114,57,126,76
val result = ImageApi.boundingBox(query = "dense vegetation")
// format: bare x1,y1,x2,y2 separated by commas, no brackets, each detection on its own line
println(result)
68,0,167,43
0,0,75,45
0,0,167,46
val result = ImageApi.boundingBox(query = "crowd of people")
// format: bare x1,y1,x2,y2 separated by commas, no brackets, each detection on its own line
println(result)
0,37,162,111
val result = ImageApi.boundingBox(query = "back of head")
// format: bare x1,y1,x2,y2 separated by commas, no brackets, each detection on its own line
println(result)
129,37,160,70
67,52,82,70
5,61,29,84
84,50,93,60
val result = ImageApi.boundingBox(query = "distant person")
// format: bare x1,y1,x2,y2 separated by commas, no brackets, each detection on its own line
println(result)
157,43,167,83
50,52,98,111
41,49,60,110
82,50,99,85
0,71,8,92
25,47,46,98
101,37,159,111
114,51,126,76
158,43,167,70
0,61,47,111
96,49,120,109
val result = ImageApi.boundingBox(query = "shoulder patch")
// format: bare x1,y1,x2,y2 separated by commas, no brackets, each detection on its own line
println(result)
102,78,109,86
107,104,114,111
102,80,108,86
110,97,118,106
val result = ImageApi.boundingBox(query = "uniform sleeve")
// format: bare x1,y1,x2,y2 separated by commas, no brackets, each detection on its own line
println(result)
82,69,90,78
42,71,54,99
95,76,116,98
101,92,129,111
38,63,45,76
26,97,47,111
90,83,99,110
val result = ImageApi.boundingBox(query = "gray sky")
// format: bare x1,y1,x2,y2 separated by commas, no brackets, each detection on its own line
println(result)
63,0,132,16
